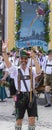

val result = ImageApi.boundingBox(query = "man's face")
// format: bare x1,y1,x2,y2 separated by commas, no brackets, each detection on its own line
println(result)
48,53,52,60
20,57,28,66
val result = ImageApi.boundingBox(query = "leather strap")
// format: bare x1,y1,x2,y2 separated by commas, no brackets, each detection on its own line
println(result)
18,68,33,93
18,69,29,92
18,69,21,92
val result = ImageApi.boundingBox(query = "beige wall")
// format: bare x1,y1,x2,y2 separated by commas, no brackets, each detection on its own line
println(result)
8,0,15,52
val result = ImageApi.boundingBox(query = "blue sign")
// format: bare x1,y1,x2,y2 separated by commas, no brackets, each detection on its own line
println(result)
16,39,48,51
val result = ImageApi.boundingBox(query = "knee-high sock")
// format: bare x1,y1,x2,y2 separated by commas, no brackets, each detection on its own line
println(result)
15,124,22,130
45,92,51,104
28,125,35,130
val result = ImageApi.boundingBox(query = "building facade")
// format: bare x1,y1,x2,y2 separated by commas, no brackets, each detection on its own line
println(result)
0,0,4,54
5,0,15,52
0,0,15,53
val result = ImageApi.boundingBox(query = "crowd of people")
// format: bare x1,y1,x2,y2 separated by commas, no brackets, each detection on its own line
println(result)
0,48,52,130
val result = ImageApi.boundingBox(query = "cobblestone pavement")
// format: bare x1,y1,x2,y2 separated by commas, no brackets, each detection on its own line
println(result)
0,94,52,130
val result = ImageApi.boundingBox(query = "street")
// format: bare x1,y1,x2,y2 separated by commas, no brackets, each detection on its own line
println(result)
0,93,52,130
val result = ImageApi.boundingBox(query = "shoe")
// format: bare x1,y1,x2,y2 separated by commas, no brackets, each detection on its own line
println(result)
45,104,51,107
12,111,16,116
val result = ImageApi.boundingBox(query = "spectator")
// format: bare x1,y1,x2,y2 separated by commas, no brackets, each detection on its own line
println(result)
44,50,52,107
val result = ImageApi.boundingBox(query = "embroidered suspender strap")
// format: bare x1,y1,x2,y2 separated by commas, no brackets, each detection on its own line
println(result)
18,69,29,93
19,75,30,80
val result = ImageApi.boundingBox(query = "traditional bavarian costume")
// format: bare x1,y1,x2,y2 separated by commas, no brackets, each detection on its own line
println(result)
44,50,52,107
5,65,17,97
0,59,7,101
15,50,38,130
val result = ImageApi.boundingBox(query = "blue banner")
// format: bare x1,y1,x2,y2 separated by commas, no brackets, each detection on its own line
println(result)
16,39,48,51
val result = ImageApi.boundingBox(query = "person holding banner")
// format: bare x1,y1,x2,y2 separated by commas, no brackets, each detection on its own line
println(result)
1,49,41,130
14,49,41,130
44,50,52,107
1,52,17,115
0,54,7,101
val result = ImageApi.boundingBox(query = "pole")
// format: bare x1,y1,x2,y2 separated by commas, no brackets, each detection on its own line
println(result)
29,50,41,103
30,57,32,103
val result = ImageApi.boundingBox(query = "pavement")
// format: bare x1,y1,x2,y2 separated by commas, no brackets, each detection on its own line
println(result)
0,93,52,130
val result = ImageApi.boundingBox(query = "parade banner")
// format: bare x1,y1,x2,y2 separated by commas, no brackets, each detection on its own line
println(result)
15,2,48,52
16,39,48,51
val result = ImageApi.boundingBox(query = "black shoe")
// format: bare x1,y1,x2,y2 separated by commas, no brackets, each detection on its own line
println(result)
45,104,51,107
12,111,16,116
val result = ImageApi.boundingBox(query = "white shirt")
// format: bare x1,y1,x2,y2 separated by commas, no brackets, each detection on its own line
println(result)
38,55,47,72
5,65,17,79
0,61,6,70
14,58,19,66
8,56,15,65
5,65,37,92
45,60,52,74
14,65,37,92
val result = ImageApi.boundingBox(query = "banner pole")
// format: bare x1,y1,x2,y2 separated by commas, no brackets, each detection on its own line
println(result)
30,57,32,103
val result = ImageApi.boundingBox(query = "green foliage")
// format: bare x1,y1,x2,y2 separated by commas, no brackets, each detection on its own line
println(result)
44,2,50,43
15,1,22,41
11,47,18,52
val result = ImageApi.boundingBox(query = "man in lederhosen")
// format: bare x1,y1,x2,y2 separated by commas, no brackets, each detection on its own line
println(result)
44,49,52,107
15,49,41,130
1,49,41,130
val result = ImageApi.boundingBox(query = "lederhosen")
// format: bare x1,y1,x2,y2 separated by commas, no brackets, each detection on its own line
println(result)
15,68,38,120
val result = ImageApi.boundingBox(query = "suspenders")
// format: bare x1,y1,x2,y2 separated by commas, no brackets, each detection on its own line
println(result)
18,68,31,92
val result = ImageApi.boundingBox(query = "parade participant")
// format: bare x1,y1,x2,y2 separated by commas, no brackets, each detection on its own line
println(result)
1,52,17,114
14,55,19,67
8,52,15,65
26,49,36,67
15,49,41,130
1,52,17,96
2,50,41,130
37,50,46,71
0,55,7,101
44,50,52,107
